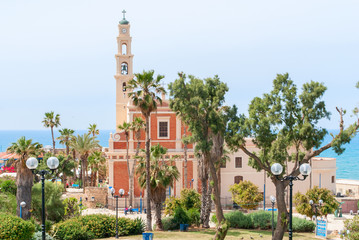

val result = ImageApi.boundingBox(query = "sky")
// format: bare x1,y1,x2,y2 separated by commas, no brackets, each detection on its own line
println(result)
0,0,358,130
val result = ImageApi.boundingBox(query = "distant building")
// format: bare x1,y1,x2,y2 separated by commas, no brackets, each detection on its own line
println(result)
105,12,336,207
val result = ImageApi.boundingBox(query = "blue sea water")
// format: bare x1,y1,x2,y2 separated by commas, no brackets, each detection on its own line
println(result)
0,129,358,180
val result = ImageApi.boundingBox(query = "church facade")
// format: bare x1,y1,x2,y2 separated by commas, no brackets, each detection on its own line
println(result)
105,13,337,207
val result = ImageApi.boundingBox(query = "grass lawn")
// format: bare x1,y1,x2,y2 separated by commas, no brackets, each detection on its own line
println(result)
101,229,317,240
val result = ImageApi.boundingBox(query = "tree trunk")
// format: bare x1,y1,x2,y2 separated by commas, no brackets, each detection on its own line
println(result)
51,126,56,154
199,156,211,228
73,150,77,181
183,125,188,188
208,133,227,240
145,116,152,231
125,135,132,206
16,160,34,220
206,153,228,240
273,178,288,240
63,172,67,190
82,155,88,192
130,133,141,213
155,202,163,231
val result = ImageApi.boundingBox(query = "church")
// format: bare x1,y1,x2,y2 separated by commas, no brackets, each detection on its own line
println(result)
104,12,337,207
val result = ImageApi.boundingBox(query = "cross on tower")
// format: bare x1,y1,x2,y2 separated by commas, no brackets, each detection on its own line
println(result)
122,10,126,19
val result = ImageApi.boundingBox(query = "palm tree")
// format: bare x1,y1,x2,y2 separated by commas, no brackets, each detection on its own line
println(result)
57,128,75,188
42,111,61,154
7,137,42,220
130,117,145,205
136,144,179,231
57,128,75,155
70,133,99,191
128,70,165,230
117,122,133,204
88,151,106,186
88,123,100,137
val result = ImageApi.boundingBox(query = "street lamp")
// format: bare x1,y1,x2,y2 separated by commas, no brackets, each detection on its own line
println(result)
270,195,276,237
189,178,194,188
20,201,26,219
26,156,59,240
271,163,311,240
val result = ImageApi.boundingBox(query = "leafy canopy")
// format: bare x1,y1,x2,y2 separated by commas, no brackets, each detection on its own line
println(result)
229,180,264,210
294,186,339,218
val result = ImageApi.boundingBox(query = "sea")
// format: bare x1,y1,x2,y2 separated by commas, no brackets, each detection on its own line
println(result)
0,129,358,180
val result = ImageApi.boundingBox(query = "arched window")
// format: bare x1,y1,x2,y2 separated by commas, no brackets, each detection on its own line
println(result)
122,82,126,92
122,44,127,55
121,62,128,75
234,176,243,184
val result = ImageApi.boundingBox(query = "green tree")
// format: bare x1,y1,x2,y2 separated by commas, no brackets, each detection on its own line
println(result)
42,111,61,154
169,73,231,239
57,128,75,155
164,188,201,215
136,144,179,231
128,69,166,231
88,123,100,137
294,186,339,218
88,151,106,186
70,133,100,191
7,137,42,219
229,180,264,210
225,73,359,240
32,181,65,223
63,197,82,220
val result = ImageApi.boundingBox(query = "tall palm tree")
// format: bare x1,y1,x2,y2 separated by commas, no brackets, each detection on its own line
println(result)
57,128,75,189
70,133,99,191
128,70,165,230
88,151,106,186
117,122,133,204
131,117,145,205
57,128,75,155
88,123,100,137
42,111,61,154
136,144,179,231
7,137,42,220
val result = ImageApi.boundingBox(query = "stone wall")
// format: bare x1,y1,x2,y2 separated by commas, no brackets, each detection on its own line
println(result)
63,187,108,208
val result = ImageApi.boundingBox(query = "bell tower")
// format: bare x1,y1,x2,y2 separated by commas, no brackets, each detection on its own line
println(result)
115,10,134,128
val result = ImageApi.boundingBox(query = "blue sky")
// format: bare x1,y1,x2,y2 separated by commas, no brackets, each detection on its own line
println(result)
0,0,358,130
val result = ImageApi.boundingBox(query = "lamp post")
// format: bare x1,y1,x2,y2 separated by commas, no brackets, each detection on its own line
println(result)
270,195,276,237
115,193,119,239
271,163,311,240
189,178,194,188
20,201,26,219
26,156,59,240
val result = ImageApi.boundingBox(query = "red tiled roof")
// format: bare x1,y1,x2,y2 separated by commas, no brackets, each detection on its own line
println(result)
0,152,18,160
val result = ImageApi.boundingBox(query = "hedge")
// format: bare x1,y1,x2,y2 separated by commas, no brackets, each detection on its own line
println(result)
0,213,36,240
211,210,315,232
52,214,145,240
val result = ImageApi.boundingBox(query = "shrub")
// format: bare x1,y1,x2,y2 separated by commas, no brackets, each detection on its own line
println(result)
162,216,178,231
52,214,145,240
0,192,17,215
294,186,339,218
172,207,190,225
229,180,263,210
292,217,315,232
31,231,54,240
0,213,36,240
187,208,200,226
0,179,17,195
211,210,314,232
52,219,93,240
212,211,253,229
248,211,271,229
63,197,81,220
342,215,359,240
32,182,65,223
164,189,201,215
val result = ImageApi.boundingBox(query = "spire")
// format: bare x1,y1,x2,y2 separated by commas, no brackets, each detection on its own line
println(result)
119,9,129,25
